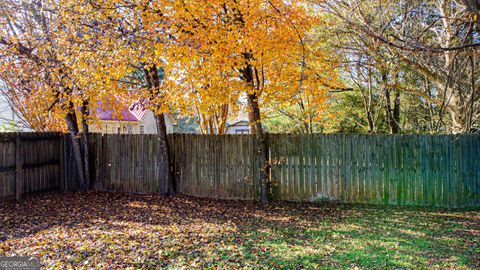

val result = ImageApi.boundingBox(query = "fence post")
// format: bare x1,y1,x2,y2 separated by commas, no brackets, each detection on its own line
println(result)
15,133,24,202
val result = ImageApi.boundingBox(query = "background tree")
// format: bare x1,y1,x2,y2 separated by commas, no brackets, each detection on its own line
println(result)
169,57,242,134
322,0,480,133
0,78,66,131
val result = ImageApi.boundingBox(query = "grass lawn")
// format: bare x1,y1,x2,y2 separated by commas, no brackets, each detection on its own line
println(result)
0,192,479,269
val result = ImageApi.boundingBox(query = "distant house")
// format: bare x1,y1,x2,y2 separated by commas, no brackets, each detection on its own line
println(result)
0,94,20,131
225,120,251,134
89,101,173,134
0,88,30,131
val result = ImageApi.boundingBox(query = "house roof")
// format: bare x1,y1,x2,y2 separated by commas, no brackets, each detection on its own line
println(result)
227,120,250,127
129,100,149,121
226,109,250,127
96,100,148,122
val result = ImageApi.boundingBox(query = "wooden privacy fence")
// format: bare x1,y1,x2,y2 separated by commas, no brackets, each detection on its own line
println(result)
88,134,260,200
87,133,480,208
170,134,260,200
269,134,480,208
88,134,165,194
1,132,479,208
0,133,68,201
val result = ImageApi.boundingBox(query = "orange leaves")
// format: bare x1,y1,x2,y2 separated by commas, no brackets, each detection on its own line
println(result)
162,0,340,122
0,0,342,131
3,191,477,268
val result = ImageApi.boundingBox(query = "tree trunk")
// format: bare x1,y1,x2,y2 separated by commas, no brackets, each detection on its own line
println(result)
247,93,269,204
144,64,175,195
449,104,467,133
80,100,90,189
382,72,400,134
360,88,376,133
154,113,175,195
392,90,401,134
247,106,257,134
366,63,375,133
241,57,269,203
366,111,375,133
65,111,86,191
384,87,401,134
217,104,229,134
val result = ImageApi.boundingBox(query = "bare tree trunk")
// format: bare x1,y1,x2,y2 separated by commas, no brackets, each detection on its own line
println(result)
449,106,467,133
356,64,376,133
384,88,401,134
361,66,376,133
80,100,90,189
366,66,376,133
392,90,401,134
65,110,86,191
466,31,476,132
382,72,400,134
144,64,175,195
366,111,375,133
384,83,393,132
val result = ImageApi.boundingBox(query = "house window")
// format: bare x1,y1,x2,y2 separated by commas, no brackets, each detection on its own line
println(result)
117,127,121,134
235,129,249,134
139,125,144,134
104,125,108,133
127,125,132,134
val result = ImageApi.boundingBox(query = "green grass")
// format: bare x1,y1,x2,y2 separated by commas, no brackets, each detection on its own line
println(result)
0,192,478,269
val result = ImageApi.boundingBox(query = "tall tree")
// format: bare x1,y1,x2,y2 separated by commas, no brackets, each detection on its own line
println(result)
166,0,340,202
0,0,92,189
62,0,176,194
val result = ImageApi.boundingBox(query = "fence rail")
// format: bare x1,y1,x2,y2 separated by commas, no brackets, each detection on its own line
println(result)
1,132,479,208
